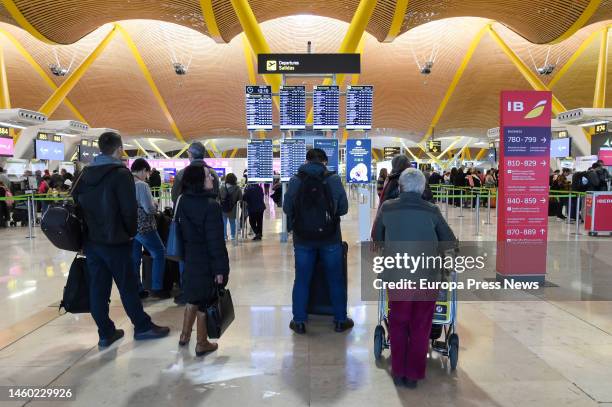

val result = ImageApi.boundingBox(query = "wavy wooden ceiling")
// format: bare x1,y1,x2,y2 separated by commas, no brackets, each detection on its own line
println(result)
0,13,610,143
0,0,610,44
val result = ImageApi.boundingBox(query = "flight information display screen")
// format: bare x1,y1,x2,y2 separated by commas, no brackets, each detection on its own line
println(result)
346,85,373,130
279,86,306,130
246,86,273,131
313,85,339,130
247,139,273,182
280,138,306,181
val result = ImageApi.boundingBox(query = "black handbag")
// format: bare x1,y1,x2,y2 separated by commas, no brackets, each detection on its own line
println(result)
206,286,235,339
59,256,90,314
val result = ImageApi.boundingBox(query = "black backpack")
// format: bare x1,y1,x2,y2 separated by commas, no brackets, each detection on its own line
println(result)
571,171,590,192
292,171,338,240
41,170,86,252
220,186,236,213
59,256,90,314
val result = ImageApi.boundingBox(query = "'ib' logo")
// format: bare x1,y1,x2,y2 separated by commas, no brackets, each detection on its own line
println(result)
507,100,547,119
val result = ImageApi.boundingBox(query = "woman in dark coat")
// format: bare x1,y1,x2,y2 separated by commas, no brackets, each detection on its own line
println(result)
176,165,230,356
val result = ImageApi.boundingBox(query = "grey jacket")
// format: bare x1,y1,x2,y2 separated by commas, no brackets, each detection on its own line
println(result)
373,192,457,283
219,183,242,219
171,159,220,204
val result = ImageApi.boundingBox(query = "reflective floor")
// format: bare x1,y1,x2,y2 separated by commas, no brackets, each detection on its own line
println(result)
1,194,611,406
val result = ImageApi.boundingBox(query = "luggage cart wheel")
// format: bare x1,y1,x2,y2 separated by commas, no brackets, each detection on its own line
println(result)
448,333,459,371
374,325,385,360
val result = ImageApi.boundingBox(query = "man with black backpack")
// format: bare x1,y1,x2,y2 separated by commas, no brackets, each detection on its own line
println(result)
72,132,170,348
283,148,351,334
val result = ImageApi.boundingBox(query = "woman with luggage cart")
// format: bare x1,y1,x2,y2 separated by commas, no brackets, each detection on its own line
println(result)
372,168,458,388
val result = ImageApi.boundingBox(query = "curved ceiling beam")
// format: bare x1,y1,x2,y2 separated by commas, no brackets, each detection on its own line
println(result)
200,0,225,43
0,28,87,123
383,0,409,43
115,24,186,143
547,0,603,44
0,0,56,44
0,43,10,110
593,26,609,108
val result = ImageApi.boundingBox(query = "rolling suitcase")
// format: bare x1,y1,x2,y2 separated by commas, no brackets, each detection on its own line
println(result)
307,241,348,316
141,254,180,292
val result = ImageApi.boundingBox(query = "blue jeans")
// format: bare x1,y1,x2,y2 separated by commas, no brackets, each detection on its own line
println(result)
84,241,152,340
132,230,166,291
292,243,347,323
223,214,237,240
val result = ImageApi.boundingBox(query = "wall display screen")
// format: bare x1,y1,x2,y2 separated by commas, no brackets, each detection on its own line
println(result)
550,137,571,158
280,139,306,181
313,85,340,130
78,139,101,163
0,135,14,157
247,139,273,182
279,86,306,130
314,139,339,173
346,85,373,130
35,139,64,160
246,86,273,131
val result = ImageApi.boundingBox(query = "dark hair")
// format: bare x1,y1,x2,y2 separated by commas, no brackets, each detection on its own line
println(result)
98,132,123,156
182,165,205,192
130,158,151,173
0,167,4,173
225,173,237,185
391,154,410,174
306,148,328,163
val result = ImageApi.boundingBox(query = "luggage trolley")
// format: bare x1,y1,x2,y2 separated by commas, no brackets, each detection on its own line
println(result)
373,269,459,371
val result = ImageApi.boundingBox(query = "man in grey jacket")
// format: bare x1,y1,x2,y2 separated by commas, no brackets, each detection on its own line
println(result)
171,142,219,204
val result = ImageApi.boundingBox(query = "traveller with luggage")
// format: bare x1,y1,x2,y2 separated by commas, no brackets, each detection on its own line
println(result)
130,158,169,300
175,165,230,356
283,148,352,334
219,173,242,241
242,183,266,241
72,131,170,348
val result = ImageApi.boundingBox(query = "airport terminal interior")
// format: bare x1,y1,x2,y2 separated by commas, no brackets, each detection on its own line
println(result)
0,0,611,406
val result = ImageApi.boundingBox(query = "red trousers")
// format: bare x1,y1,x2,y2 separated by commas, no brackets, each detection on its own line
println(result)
389,299,437,380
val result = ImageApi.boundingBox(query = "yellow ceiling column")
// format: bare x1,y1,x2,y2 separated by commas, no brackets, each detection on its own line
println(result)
383,0,409,43
0,28,87,123
547,0,603,44
38,25,117,121
593,26,609,108
549,26,607,88
487,25,566,114
436,137,462,160
0,43,10,110
116,24,186,144
1,0,57,44
475,148,487,160
173,143,190,158
230,148,239,158
199,0,225,43
418,24,488,148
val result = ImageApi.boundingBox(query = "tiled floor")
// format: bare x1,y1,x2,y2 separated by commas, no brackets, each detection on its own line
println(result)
0,194,611,406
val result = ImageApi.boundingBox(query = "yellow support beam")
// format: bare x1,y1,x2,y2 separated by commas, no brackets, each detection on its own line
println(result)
475,148,487,161
405,148,419,161
487,25,567,115
148,140,169,158
199,0,225,43
0,43,10,110
173,143,190,158
39,25,118,119
383,0,409,43
465,147,472,160
241,33,257,85
593,26,609,108
230,0,281,96
419,24,488,145
133,140,151,157
0,28,87,123
372,148,380,161
1,0,57,44
116,24,186,143
436,137,462,160
230,148,239,158
549,26,607,88
548,0,603,44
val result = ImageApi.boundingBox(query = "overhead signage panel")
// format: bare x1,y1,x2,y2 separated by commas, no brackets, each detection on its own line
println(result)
258,53,360,74
245,86,273,131
280,86,306,130
247,139,273,182
313,86,339,130
280,139,306,181
346,85,373,130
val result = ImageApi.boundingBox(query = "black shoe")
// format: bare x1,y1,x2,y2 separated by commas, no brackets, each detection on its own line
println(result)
393,376,404,387
289,320,306,335
98,329,124,348
174,293,187,305
150,290,171,299
252,235,262,241
403,379,418,389
334,318,354,333
134,323,170,341
557,215,567,220
139,290,150,299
